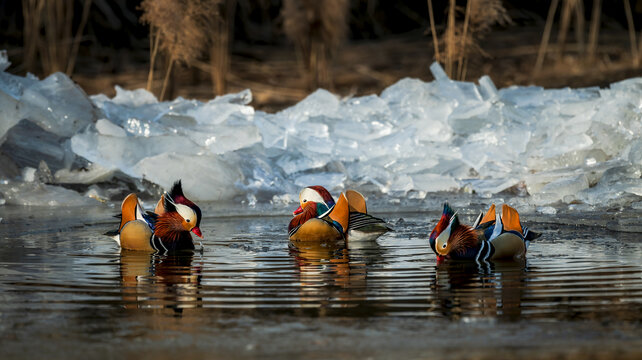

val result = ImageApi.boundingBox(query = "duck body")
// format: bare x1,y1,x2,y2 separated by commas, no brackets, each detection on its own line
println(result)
288,186,390,242
429,203,540,262
107,180,202,253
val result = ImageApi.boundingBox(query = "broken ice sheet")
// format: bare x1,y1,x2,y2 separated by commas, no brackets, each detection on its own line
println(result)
410,173,459,193
0,182,98,206
184,123,261,155
134,153,243,201
70,129,201,177
294,172,346,193
19,72,97,137
0,119,77,172
532,174,590,204
276,151,331,175
187,94,254,125
54,163,115,184
461,178,520,195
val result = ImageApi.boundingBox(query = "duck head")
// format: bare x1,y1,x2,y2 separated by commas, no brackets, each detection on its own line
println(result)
429,203,476,259
155,181,203,241
293,185,336,216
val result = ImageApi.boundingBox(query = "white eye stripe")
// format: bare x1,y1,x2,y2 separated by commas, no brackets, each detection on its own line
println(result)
176,204,196,223
299,188,326,206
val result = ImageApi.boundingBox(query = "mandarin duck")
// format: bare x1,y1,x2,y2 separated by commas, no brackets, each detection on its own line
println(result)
428,203,540,262
107,180,203,252
288,186,391,242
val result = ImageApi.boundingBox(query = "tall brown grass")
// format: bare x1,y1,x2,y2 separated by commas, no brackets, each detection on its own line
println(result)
140,0,213,100
282,0,349,90
534,0,638,80
208,0,236,96
21,0,93,76
428,0,510,80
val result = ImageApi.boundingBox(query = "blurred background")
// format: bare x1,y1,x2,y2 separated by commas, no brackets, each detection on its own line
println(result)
2,0,642,111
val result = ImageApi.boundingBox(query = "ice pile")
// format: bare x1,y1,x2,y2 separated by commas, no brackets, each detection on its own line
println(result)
0,48,641,208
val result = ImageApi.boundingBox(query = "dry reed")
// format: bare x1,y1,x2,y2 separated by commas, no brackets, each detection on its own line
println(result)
282,0,350,90
623,0,638,66
431,0,510,80
534,0,639,80
140,0,217,100
208,0,235,96
21,0,92,76
587,0,602,63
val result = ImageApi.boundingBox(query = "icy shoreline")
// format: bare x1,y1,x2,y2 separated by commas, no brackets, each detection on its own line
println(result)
0,50,641,209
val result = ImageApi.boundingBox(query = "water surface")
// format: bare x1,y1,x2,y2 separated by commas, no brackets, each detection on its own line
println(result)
1,205,641,359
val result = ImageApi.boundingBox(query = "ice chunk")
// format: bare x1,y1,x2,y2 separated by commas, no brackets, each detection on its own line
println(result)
3,60,642,209
448,101,492,135
187,93,254,125
111,85,157,106
0,50,9,71
537,206,557,215
276,152,331,175
184,123,261,154
19,72,97,137
54,163,115,184
134,153,243,201
429,62,449,82
0,88,22,139
478,75,498,100
279,89,339,123
629,140,642,165
0,153,20,180
0,119,76,172
0,182,98,206
294,172,346,192
70,129,201,176
462,178,520,195
212,88,252,105
254,115,287,149
21,167,36,182
531,174,589,204
95,118,127,137
411,173,459,192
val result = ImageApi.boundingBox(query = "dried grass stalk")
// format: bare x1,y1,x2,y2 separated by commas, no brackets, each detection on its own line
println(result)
208,0,235,96
427,0,440,61
282,0,349,90
21,0,92,76
436,0,510,80
22,0,45,74
587,0,601,63
533,0,560,79
623,0,639,66
140,0,217,99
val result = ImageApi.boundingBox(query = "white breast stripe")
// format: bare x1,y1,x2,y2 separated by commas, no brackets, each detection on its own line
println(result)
158,237,168,254
318,204,335,219
475,241,486,262
472,211,483,228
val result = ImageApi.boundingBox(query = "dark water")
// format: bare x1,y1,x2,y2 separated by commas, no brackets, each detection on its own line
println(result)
1,205,642,359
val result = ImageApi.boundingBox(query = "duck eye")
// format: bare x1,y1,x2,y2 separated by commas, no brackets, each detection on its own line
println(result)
303,200,307,202
442,244,447,249
186,219,190,223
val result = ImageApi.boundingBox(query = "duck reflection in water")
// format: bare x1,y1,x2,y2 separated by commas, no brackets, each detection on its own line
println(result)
119,250,202,313
289,239,367,307
432,259,527,321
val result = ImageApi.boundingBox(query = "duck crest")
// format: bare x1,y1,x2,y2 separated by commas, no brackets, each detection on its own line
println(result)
164,180,202,229
307,185,335,208
430,203,456,241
